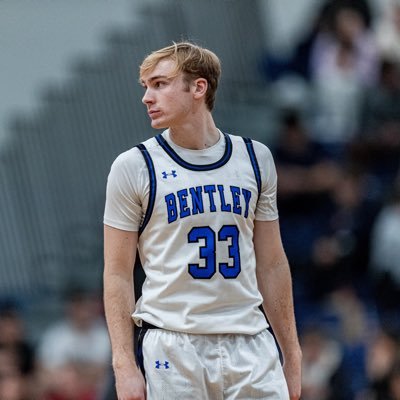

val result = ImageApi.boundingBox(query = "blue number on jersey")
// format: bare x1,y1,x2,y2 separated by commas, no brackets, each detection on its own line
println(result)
218,225,241,278
188,225,240,279
188,227,216,279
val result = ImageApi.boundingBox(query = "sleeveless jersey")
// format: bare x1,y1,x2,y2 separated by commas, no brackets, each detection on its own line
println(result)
104,131,279,335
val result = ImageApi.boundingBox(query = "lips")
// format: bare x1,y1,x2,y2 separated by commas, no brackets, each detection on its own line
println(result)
148,110,161,118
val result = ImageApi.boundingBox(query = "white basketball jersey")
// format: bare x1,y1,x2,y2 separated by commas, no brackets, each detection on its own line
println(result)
131,131,275,335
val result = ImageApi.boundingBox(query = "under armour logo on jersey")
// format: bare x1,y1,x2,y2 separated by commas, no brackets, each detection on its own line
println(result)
162,170,177,179
155,360,170,369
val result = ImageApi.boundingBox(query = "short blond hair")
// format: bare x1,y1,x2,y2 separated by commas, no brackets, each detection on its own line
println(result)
140,41,221,111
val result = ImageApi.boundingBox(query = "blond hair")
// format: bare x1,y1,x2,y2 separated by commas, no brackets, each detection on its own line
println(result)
139,42,221,111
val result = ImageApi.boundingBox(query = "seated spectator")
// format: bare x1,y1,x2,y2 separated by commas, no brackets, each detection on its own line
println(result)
37,287,110,399
274,108,340,205
0,300,36,399
300,325,343,400
370,178,400,323
374,0,400,64
273,107,340,272
359,57,400,137
261,0,373,83
327,287,372,398
309,4,379,146
364,329,400,398
308,167,380,300
387,360,400,400
0,369,27,400
40,361,98,400
0,301,35,371
355,59,400,194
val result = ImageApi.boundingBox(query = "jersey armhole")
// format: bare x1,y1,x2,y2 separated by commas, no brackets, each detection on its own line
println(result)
243,137,262,199
136,144,157,235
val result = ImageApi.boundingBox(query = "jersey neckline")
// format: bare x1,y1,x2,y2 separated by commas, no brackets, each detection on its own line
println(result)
155,132,233,171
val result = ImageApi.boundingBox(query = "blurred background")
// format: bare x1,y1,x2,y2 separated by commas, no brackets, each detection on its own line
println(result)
1,0,400,399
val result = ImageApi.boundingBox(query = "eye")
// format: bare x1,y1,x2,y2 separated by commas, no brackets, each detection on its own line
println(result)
154,80,167,89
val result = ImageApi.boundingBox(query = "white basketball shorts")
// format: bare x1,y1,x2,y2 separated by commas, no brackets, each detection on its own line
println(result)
140,328,289,400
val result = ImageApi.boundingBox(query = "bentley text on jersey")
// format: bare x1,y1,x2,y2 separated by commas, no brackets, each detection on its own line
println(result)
164,184,252,223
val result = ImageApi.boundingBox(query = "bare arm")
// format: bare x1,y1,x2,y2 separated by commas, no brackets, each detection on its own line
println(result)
103,224,145,400
254,219,302,400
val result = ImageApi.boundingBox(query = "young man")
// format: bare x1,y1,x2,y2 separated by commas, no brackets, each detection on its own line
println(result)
103,42,302,400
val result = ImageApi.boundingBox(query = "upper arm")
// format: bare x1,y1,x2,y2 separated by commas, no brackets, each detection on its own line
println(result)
253,141,279,222
253,219,287,271
103,148,147,232
104,224,138,278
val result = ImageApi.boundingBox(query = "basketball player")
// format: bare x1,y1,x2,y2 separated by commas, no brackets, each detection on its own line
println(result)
103,42,302,399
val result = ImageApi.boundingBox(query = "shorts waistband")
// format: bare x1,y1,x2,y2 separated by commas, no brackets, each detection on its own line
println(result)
141,321,159,329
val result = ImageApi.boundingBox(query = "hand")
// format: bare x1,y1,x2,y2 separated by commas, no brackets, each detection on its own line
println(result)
115,366,146,400
283,350,302,400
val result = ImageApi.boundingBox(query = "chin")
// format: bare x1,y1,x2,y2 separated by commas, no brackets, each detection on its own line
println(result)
151,119,168,130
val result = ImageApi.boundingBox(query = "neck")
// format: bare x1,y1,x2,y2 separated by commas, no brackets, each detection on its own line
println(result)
168,113,219,150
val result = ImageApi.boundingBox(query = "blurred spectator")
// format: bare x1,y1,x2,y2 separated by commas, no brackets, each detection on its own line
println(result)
370,179,400,325
0,300,36,399
308,235,347,301
309,4,379,146
300,325,343,400
273,108,340,271
321,0,373,29
262,0,372,82
387,360,400,400
327,288,372,398
354,58,400,194
0,370,28,400
274,109,340,201
308,167,380,301
37,287,110,399
374,0,400,64
359,58,400,138
0,301,35,376
40,362,98,400
261,2,330,82
364,329,400,398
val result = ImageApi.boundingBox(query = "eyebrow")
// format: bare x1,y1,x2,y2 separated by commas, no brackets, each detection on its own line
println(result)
140,75,171,86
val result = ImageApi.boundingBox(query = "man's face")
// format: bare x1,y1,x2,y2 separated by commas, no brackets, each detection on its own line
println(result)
141,59,194,129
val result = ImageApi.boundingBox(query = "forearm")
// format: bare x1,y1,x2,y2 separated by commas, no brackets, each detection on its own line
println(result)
103,226,145,398
254,219,301,399
104,269,136,370
257,258,301,361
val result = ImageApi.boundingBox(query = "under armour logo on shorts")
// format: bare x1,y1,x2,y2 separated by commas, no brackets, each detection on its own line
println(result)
155,360,170,369
162,170,177,179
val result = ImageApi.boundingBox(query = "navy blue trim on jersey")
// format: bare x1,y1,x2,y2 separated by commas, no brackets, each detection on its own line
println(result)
135,321,159,379
137,144,156,235
243,137,261,199
155,132,233,171
136,326,147,378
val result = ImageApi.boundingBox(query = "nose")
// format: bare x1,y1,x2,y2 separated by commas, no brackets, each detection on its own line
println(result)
142,88,154,105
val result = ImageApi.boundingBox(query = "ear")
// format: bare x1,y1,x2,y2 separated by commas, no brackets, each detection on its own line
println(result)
193,78,208,100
